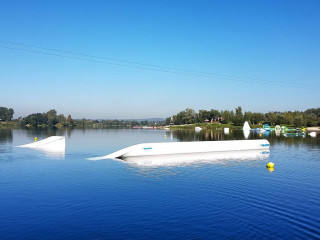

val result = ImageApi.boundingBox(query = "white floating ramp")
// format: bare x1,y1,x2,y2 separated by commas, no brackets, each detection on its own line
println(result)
17,136,66,153
119,150,270,167
243,121,251,130
88,139,270,160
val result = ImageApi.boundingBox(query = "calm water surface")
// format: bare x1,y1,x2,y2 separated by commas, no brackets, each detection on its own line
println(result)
0,128,319,239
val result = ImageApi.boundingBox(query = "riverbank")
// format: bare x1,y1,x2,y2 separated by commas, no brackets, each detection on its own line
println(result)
1,120,319,131
0,121,18,128
167,123,260,130
307,127,320,132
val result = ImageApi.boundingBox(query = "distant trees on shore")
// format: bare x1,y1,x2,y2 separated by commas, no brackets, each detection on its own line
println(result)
75,119,151,128
1,107,160,128
0,107,14,121
1,105,319,128
18,109,75,127
166,107,320,127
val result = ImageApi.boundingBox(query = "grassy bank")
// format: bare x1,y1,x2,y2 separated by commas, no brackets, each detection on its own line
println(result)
0,121,19,128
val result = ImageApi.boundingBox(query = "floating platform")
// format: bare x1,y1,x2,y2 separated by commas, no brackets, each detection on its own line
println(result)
88,139,270,160
283,132,306,137
120,150,270,167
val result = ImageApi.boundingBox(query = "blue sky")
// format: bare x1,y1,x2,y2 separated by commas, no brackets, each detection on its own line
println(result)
1,0,319,119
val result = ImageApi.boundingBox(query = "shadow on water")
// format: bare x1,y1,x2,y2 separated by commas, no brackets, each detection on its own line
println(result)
25,127,67,139
0,129,13,143
0,129,13,154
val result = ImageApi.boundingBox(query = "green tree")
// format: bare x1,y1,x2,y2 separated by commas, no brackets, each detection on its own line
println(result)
198,110,211,122
67,114,74,126
244,111,253,124
209,109,220,119
184,108,196,124
234,106,244,126
165,117,171,125
283,112,294,125
0,107,14,121
293,115,305,127
305,113,318,127
57,114,66,126
305,108,320,117
266,112,277,126
23,113,47,126
251,113,265,125
46,109,58,126
221,110,234,124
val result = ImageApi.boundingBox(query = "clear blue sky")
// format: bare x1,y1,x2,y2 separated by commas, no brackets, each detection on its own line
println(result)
1,0,319,119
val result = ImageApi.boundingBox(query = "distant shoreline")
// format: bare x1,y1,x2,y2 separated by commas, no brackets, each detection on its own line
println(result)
1,121,320,132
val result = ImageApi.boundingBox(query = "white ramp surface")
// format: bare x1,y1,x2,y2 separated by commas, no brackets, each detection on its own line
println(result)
88,139,270,160
17,136,66,154
122,150,270,167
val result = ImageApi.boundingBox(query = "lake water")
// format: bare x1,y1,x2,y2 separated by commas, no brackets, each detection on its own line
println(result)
0,128,319,239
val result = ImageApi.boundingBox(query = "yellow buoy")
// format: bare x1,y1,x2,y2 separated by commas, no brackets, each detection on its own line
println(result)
164,135,167,138
34,137,37,141
267,162,274,168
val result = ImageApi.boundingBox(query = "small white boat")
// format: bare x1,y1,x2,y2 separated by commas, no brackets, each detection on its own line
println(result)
88,139,270,160
224,128,230,134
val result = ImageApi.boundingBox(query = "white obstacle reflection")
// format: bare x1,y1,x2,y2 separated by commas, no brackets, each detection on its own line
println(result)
243,130,250,139
17,136,66,158
120,150,270,167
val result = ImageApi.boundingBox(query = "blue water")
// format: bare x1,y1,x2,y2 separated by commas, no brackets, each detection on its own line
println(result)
0,129,319,239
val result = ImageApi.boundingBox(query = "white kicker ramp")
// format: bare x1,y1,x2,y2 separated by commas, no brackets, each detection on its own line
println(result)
88,139,270,160
17,136,66,154
121,150,270,167
243,121,251,130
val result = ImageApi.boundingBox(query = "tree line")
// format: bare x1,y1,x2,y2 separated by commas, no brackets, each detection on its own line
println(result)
166,107,320,127
18,109,75,127
75,119,159,128
0,106,161,128
2,105,319,128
